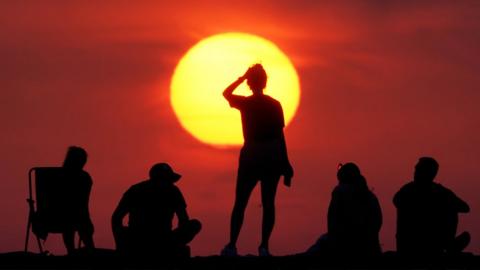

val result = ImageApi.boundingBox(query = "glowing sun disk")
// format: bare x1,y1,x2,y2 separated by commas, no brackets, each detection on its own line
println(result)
170,32,300,147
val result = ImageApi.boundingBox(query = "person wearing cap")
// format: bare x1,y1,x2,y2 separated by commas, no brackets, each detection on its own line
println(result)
111,163,201,258
394,157,470,256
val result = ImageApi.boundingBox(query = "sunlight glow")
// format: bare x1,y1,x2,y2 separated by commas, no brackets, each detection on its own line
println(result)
170,32,300,147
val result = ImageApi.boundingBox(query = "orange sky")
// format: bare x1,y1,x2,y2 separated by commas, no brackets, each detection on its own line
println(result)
1,1,480,256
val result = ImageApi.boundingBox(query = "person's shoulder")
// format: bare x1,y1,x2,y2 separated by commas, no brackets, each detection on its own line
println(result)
432,182,449,191
263,95,281,105
170,184,183,194
393,181,414,205
231,94,248,102
368,190,381,206
80,170,92,179
123,181,150,201
399,181,415,192
366,188,379,199
241,95,255,103
128,180,150,193
396,182,417,198
332,184,350,196
72,170,92,185
432,182,456,197
332,184,342,193
83,171,93,185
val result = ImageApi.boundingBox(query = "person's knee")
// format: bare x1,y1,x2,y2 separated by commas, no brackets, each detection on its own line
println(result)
189,219,202,234
262,200,275,213
261,186,278,208
233,200,248,214
450,231,471,253
457,231,471,241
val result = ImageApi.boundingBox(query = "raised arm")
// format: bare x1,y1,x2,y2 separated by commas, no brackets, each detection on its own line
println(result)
223,68,250,101
223,76,245,99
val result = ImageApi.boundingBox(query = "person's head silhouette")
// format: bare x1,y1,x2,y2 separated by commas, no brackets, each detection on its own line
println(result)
337,163,360,184
63,146,87,170
414,157,439,184
246,64,267,95
337,162,368,188
149,163,181,183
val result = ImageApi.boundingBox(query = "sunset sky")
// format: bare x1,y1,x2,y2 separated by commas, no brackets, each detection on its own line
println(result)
1,1,479,256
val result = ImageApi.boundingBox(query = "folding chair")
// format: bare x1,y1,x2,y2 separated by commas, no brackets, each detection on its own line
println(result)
24,167,82,254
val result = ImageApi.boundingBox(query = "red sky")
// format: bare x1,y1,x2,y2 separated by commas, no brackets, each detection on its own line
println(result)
1,0,480,256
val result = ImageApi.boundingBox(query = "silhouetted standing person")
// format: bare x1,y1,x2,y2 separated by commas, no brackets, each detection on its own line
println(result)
394,157,470,256
306,163,382,257
62,146,95,254
111,163,201,258
221,64,294,257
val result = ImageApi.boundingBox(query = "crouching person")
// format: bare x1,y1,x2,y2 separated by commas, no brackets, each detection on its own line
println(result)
111,163,201,258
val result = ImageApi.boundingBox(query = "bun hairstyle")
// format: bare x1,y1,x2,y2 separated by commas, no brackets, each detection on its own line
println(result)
246,63,267,91
337,162,368,189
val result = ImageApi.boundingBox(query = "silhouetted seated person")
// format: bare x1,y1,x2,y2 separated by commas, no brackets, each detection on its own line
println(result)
61,146,95,254
306,163,382,257
111,163,201,258
394,157,470,256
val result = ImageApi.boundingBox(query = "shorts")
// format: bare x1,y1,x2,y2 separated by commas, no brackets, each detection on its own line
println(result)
238,139,284,180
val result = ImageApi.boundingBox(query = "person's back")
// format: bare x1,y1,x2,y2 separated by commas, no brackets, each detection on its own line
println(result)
125,180,185,243
329,184,382,255
112,163,201,258
394,157,470,255
328,164,382,256
63,169,93,228
394,181,468,254
59,146,95,254
234,95,284,144
307,163,382,257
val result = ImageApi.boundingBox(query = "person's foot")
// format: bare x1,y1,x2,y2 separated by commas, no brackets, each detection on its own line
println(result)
220,244,238,257
258,246,271,257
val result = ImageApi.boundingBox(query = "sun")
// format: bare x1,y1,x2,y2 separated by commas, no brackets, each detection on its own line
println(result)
170,32,300,147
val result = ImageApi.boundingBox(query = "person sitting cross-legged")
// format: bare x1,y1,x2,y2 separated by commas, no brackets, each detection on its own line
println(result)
394,157,470,256
111,163,201,258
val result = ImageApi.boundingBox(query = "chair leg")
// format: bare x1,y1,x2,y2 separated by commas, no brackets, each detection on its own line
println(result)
24,214,31,252
36,236,44,254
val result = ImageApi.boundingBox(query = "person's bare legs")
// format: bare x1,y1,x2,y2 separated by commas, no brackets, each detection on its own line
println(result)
228,173,257,248
259,175,280,252
62,230,75,255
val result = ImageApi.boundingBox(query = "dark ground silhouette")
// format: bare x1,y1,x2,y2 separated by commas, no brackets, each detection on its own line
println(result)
0,250,478,269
